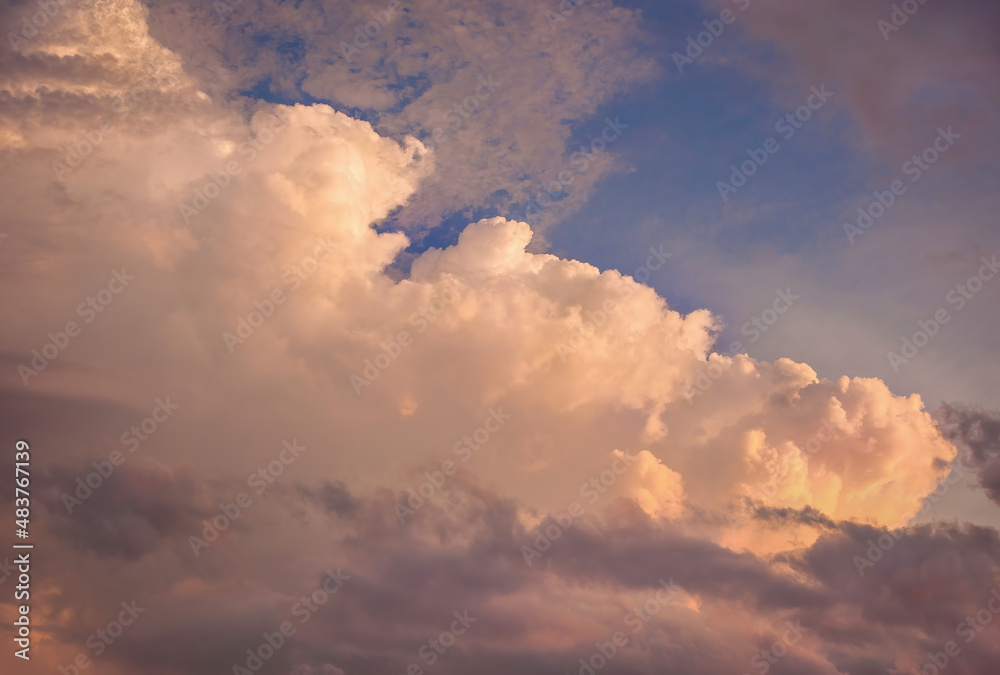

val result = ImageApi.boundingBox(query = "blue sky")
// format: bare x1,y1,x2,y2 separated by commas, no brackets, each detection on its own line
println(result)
533,0,1000,418
137,0,1000,520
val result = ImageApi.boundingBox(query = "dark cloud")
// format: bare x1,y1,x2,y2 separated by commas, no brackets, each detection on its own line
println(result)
296,480,361,518
38,459,214,560
936,403,1000,505
36,477,998,675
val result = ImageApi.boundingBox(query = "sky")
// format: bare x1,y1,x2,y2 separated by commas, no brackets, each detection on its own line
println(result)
1,0,999,673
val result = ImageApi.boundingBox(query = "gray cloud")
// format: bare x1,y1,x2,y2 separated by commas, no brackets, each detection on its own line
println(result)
936,403,1000,506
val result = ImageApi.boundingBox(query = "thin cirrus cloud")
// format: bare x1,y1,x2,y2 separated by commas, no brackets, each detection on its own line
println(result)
0,0,998,673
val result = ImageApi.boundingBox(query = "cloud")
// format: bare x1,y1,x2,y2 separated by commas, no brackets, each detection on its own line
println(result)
23,470,1000,674
936,403,1000,506
0,2,996,673
135,0,660,236
0,0,961,558
702,0,1000,161
38,459,212,560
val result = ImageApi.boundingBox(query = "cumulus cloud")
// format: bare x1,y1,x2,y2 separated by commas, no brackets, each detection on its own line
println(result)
609,449,686,520
0,1,997,673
